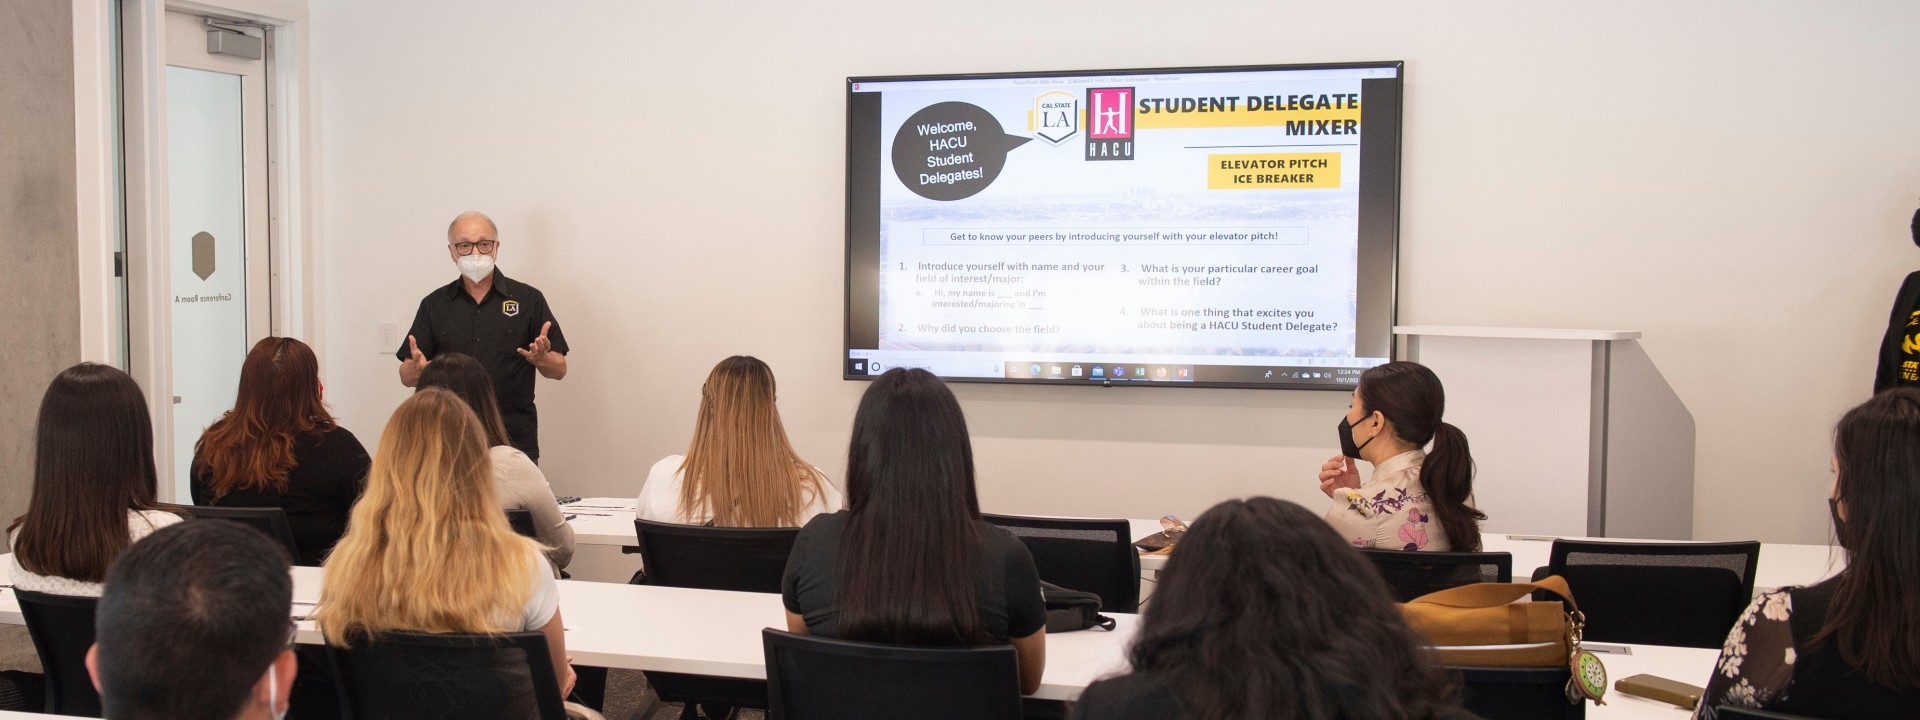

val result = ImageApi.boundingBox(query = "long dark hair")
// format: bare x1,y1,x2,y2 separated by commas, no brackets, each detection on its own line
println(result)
1358,361,1484,551
416,353,513,448
1819,387,1920,688
1128,497,1462,720
194,337,336,498
8,363,161,582
836,368,986,645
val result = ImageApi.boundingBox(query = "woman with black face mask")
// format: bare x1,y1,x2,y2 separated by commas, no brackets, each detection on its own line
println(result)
1315,361,1484,552
1872,208,1920,395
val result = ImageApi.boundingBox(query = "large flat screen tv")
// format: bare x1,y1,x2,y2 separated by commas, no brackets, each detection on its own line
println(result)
845,61,1401,390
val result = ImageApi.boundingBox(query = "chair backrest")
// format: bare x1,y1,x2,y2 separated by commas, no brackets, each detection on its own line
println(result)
762,629,1021,720
981,513,1140,613
1452,665,1585,720
324,630,566,720
1549,539,1761,648
1361,549,1514,602
505,509,538,539
15,590,101,717
1713,706,1822,720
168,504,302,565
632,519,800,593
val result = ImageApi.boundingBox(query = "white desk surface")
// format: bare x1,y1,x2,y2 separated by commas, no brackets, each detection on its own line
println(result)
564,502,1844,589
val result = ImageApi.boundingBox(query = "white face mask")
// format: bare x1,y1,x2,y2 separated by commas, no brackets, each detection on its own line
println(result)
456,253,495,283
267,664,287,720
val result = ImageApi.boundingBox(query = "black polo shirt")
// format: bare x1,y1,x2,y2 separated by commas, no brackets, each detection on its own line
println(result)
397,270,569,461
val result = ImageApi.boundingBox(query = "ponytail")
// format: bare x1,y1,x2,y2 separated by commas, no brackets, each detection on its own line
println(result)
1423,421,1484,552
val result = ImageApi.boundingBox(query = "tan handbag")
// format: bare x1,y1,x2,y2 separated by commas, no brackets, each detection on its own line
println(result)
1399,575,1608,702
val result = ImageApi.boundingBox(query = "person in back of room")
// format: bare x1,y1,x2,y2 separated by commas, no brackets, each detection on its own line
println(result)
417,352,574,572
637,355,840,527
397,210,570,462
781,368,1047,695
192,337,371,566
88,521,297,720
8,363,181,597
1697,388,1920,719
315,389,601,719
1314,361,1484,552
1073,496,1474,720
1871,207,1920,394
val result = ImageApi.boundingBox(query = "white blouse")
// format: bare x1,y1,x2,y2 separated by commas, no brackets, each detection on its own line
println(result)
636,454,841,527
1324,449,1464,552
9,510,184,597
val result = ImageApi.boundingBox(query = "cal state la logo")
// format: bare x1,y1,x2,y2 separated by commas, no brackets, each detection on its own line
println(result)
1032,91,1078,145
502,300,520,317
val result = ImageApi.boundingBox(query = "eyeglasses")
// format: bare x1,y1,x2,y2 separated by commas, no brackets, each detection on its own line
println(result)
451,240,498,255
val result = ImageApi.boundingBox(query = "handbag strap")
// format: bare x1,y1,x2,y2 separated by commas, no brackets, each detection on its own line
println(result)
1405,575,1580,615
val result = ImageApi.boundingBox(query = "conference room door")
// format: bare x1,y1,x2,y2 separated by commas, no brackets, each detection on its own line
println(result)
162,10,273,499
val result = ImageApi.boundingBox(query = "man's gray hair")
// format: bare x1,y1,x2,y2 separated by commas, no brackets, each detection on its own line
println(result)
447,211,499,241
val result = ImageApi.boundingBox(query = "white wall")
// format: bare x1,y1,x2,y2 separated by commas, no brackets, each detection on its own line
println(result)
309,0,1920,545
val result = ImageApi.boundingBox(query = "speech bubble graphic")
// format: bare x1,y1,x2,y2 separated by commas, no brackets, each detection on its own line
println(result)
891,102,1031,202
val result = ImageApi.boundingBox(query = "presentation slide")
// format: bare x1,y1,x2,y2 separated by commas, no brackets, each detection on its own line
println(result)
845,62,1401,389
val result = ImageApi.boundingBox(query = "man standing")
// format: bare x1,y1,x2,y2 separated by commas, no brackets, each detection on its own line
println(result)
87,521,297,720
398,211,570,462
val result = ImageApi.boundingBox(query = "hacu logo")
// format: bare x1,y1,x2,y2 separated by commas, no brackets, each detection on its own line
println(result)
1085,87,1135,161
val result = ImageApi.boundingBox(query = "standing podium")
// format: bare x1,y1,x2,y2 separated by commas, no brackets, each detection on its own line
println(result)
1395,326,1694,539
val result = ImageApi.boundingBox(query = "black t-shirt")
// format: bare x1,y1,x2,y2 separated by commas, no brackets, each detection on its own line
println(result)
189,426,371,566
396,270,569,460
781,510,1046,644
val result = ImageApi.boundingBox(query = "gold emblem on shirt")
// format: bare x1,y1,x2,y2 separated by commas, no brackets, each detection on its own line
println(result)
502,300,520,317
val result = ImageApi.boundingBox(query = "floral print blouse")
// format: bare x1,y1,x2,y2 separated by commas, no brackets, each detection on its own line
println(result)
1323,449,1454,551
1696,590,1795,719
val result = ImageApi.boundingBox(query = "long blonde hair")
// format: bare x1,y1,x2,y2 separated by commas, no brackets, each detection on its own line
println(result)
678,356,827,527
316,388,540,645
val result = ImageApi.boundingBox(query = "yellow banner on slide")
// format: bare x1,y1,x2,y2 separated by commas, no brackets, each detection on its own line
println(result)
1207,153,1342,189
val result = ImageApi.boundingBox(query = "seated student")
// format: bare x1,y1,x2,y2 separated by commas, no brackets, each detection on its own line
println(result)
1698,388,1920,719
1314,361,1484,552
782,368,1046,695
638,355,840,526
1074,497,1474,720
191,337,371,566
417,352,574,570
8,363,182,596
88,521,297,720
314,388,596,716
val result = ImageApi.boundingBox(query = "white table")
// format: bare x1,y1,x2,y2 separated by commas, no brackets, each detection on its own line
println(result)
565,506,1843,592
0,553,1739,711
0,557,1129,703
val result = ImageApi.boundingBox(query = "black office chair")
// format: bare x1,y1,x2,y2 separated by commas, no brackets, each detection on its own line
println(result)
1549,539,1761,648
1360,549,1513,602
505,509,539,539
982,513,1140,613
1452,665,1584,720
1713,706,1821,719
763,629,1021,720
631,519,803,718
15,590,101,717
167,504,303,565
324,630,566,720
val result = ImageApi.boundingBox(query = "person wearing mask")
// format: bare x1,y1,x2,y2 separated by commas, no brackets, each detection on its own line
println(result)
1697,388,1920,718
1073,497,1474,720
192,337,371,566
397,211,570,462
314,388,594,717
638,355,840,527
1314,361,1484,552
8,363,181,596
87,521,297,720
416,352,574,571
781,368,1046,695
1871,207,1920,394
